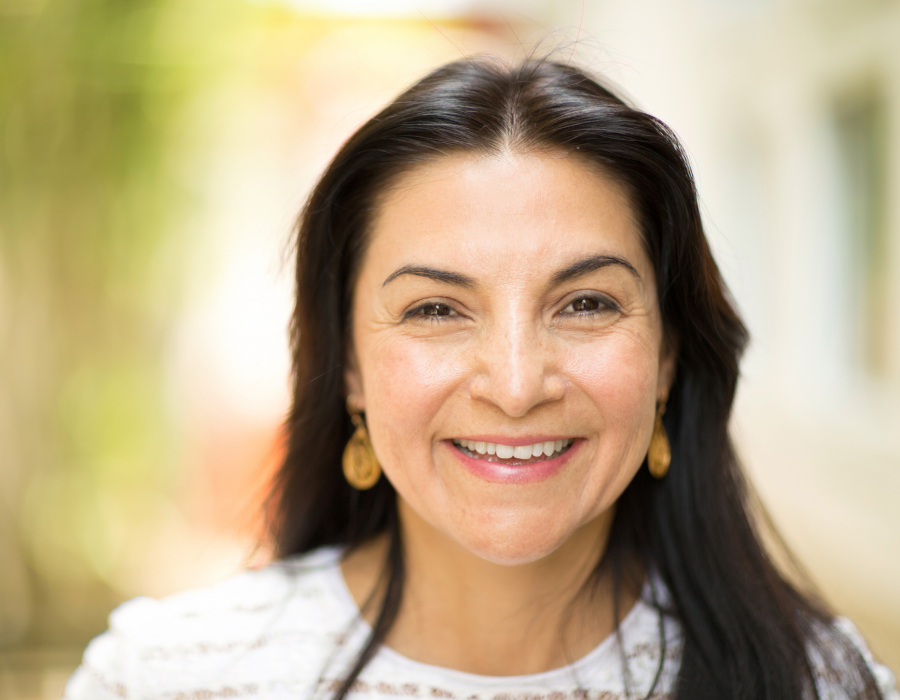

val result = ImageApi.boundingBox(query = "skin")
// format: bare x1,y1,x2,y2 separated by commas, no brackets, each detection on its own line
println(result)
342,150,676,676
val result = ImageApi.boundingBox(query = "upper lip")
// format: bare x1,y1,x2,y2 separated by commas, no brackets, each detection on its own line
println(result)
450,435,576,446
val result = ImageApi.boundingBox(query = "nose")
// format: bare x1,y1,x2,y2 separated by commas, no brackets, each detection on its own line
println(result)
469,317,565,417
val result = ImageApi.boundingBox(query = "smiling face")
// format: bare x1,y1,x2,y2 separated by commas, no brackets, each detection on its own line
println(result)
346,151,675,566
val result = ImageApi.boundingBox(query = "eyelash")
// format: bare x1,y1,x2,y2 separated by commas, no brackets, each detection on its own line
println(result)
405,294,620,323
560,294,620,317
405,302,459,322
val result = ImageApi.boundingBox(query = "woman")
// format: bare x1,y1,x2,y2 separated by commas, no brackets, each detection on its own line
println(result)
66,57,897,700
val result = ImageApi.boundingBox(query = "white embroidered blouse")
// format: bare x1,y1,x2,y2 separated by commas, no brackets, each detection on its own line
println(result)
63,547,898,700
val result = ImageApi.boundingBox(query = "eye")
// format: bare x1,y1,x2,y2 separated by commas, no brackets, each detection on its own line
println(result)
560,294,619,316
406,301,458,321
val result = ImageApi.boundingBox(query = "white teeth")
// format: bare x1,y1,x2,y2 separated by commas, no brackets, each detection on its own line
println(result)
455,438,573,460
496,444,515,459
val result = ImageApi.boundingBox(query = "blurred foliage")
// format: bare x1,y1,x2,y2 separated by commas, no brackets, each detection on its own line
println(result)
0,0,235,647
0,0,473,652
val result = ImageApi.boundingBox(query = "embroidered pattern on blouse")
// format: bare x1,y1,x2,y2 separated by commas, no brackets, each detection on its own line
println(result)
315,678,672,700
624,642,680,662
62,552,896,700
83,664,128,698
157,684,260,699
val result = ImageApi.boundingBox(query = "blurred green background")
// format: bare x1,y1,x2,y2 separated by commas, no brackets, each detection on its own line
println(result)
1,0,899,698
0,0,231,683
1,0,197,637
0,2,509,695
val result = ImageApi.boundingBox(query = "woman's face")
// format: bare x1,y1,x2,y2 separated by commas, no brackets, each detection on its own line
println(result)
346,152,675,566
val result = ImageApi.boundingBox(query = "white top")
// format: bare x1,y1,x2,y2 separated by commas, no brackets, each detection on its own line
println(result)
64,547,898,700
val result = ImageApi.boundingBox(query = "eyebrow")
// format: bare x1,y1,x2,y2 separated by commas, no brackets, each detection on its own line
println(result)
549,254,641,286
383,265,476,288
382,254,640,289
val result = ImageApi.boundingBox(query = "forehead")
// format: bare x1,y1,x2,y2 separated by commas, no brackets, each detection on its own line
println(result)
363,151,652,286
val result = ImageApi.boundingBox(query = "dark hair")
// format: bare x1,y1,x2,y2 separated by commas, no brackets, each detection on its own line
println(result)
272,56,883,700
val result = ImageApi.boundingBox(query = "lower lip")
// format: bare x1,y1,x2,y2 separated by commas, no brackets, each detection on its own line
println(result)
445,440,581,484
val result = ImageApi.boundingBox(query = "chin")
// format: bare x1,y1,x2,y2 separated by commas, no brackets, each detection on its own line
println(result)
454,520,574,567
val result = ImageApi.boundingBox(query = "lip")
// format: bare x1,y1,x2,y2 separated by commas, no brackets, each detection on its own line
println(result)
452,435,572,447
444,438,582,485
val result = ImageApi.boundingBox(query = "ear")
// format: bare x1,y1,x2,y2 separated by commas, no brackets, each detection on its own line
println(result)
344,346,365,411
657,333,678,399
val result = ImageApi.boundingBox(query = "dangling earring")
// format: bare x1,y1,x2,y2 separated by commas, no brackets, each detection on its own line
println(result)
648,392,671,479
342,395,381,490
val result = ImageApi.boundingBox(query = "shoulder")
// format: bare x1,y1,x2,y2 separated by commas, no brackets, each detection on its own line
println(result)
63,547,352,700
810,617,899,700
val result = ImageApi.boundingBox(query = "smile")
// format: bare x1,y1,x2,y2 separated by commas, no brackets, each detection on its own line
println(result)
451,438,574,464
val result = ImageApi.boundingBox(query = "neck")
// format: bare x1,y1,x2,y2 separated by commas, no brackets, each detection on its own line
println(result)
341,500,640,676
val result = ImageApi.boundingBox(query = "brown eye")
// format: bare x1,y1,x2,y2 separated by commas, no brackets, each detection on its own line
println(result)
561,294,619,316
405,301,459,322
421,303,453,316
571,298,600,312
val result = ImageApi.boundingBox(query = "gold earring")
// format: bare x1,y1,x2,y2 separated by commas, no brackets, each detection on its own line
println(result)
342,396,381,490
648,393,671,479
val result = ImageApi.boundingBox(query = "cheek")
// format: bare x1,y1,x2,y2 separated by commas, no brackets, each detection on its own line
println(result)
360,336,467,462
564,331,659,470
570,337,658,411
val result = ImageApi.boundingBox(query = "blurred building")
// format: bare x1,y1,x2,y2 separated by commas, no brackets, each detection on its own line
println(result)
0,0,898,697
553,0,900,670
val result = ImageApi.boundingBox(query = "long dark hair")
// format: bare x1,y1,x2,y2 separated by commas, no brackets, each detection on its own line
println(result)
272,56,882,700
